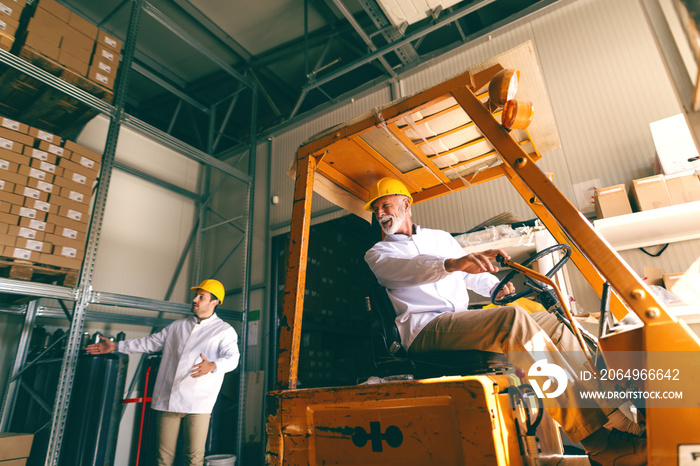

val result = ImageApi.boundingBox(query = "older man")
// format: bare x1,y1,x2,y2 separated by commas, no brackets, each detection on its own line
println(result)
363,177,646,466
86,279,239,466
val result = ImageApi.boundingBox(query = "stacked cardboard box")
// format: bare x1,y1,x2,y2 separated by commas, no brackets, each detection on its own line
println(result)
21,0,122,90
0,432,33,465
594,184,633,219
0,0,27,51
0,115,101,272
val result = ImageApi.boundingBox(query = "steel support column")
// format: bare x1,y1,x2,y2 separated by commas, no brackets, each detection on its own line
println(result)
43,0,144,462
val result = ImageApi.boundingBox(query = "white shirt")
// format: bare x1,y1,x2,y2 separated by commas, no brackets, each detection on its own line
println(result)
364,225,499,349
117,313,239,414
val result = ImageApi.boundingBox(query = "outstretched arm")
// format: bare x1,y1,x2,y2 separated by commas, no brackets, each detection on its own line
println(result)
85,335,117,354
444,249,509,274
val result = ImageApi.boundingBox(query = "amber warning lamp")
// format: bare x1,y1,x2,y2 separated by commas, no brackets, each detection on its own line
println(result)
488,68,520,108
487,68,534,129
502,99,534,129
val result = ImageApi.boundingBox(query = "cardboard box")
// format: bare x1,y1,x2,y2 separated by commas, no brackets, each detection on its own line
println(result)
0,126,34,147
0,187,23,205
96,29,121,53
630,175,673,211
92,43,119,66
69,151,100,174
18,164,53,183
23,31,60,61
0,199,9,213
19,216,51,233
29,127,60,145
26,177,54,194
0,157,18,174
5,0,27,8
23,197,56,215
0,29,14,51
0,136,22,154
0,211,18,225
28,157,57,175
68,11,98,40
2,170,28,186
0,148,29,165
0,457,28,465
57,204,87,222
0,12,20,36
0,178,14,192
52,224,84,241
664,171,700,204
59,24,93,62
53,175,92,199
14,185,47,203
59,186,89,204
26,14,63,43
3,245,40,261
0,1,23,20
46,212,87,233
0,118,27,135
90,57,117,79
87,65,113,90
43,231,82,249
38,140,68,158
9,224,45,241
11,204,47,221
0,230,15,246
24,146,57,164
15,236,52,253
36,0,70,22
663,272,684,291
48,192,89,217
56,156,95,183
57,48,88,75
39,251,82,269
64,140,101,163
0,221,7,234
643,266,663,287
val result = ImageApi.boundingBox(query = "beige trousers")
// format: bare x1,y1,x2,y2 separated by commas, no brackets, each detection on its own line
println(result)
154,410,211,466
409,306,609,443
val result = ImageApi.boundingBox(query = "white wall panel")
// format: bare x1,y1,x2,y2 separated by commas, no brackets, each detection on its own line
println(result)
77,116,199,307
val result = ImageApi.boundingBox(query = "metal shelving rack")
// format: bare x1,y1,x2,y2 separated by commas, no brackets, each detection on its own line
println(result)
0,0,257,464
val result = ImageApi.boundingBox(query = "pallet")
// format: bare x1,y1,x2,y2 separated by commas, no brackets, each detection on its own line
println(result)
0,256,79,288
0,46,113,140
18,46,114,103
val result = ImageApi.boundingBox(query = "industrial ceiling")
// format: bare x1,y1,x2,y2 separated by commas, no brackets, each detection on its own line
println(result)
58,0,563,157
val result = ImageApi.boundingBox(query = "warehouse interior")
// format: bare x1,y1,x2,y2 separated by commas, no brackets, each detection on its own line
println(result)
1,0,699,465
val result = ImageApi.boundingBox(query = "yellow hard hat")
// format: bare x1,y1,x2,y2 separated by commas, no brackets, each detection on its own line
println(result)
191,279,225,304
363,177,413,211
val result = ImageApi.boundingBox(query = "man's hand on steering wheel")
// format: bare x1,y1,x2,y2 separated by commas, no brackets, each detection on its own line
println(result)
445,249,510,275
491,281,516,301
490,244,572,306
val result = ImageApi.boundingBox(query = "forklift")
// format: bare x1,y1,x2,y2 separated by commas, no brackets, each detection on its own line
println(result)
265,44,700,465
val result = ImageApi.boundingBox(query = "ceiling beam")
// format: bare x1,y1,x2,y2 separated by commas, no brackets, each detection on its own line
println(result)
330,0,397,79
303,0,496,92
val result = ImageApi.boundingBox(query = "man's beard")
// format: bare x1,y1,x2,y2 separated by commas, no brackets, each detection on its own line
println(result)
379,206,406,235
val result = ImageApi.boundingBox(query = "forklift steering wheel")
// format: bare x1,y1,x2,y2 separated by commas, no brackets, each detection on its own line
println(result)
490,244,572,306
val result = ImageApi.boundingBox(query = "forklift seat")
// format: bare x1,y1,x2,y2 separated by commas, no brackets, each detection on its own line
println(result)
367,286,512,379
